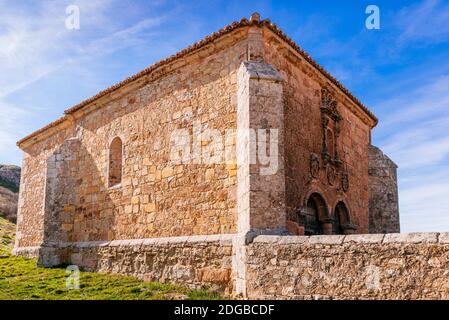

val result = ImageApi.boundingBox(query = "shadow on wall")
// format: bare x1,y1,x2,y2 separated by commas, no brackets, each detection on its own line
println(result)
39,137,115,266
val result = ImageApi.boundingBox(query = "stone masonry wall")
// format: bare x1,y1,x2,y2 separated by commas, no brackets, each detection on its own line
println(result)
16,125,74,248
16,232,449,299
234,60,286,296
368,145,400,233
14,235,234,294
246,234,449,299
16,27,254,248
263,29,373,232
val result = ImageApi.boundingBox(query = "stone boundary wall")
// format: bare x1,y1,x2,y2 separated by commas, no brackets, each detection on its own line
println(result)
14,234,235,294
15,232,449,299
246,233,449,299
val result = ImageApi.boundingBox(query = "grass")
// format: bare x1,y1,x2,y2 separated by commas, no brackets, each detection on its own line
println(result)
0,217,221,300
0,216,15,255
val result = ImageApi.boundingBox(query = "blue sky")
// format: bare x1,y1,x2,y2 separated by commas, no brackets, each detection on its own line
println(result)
1,0,449,232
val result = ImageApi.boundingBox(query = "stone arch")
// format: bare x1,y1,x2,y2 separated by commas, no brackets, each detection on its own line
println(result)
108,137,123,187
333,201,356,234
303,192,329,235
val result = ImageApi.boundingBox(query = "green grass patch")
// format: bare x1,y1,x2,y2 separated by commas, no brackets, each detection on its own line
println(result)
0,217,221,300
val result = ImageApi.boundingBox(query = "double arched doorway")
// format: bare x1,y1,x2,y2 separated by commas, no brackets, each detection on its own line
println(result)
301,193,354,235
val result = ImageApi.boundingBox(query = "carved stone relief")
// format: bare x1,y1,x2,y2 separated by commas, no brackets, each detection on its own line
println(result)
310,153,320,179
306,88,351,189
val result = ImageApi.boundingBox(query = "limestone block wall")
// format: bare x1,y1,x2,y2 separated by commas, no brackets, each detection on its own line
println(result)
31,235,235,294
16,26,256,248
43,138,81,245
368,145,400,233
15,232,449,299
59,36,243,240
246,234,449,299
15,124,74,248
263,29,373,232
234,60,286,296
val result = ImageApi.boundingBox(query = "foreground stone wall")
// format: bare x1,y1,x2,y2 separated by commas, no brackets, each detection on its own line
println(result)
15,234,234,294
246,233,449,299
16,232,449,299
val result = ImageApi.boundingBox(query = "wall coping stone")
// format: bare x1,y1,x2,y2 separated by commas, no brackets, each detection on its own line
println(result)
253,235,283,243
383,232,438,244
12,246,41,255
252,232,446,245
15,233,449,255
307,235,345,245
344,234,385,244
14,234,236,252
438,233,449,244
278,236,309,245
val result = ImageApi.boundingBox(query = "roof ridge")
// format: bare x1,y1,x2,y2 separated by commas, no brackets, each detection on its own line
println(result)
63,17,254,115
18,14,377,147
261,19,378,124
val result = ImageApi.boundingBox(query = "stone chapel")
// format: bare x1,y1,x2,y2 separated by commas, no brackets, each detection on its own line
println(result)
13,14,399,296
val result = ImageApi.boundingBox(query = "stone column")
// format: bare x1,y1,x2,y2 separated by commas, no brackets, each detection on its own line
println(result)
321,218,334,235
233,61,286,297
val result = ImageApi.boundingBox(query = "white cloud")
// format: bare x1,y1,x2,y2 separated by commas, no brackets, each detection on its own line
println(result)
0,0,109,97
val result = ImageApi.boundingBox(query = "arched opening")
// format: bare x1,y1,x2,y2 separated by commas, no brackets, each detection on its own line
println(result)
333,201,350,234
304,193,328,235
108,137,123,187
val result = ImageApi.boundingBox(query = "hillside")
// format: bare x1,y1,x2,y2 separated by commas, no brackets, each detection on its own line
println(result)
0,187,18,223
0,217,220,300
0,165,20,193
0,165,20,222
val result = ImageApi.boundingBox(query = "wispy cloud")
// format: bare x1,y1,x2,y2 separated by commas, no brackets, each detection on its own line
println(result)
396,0,449,45
377,74,449,141
0,0,169,98
0,100,37,164
375,73,449,232
0,0,173,165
